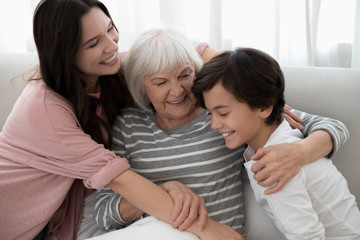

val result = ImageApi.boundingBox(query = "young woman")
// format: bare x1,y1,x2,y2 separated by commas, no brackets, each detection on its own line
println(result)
0,1,208,240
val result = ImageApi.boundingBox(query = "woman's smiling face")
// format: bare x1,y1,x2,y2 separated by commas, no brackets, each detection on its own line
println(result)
75,7,121,92
143,64,199,123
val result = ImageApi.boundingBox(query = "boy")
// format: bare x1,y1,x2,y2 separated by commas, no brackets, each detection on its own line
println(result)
192,48,360,239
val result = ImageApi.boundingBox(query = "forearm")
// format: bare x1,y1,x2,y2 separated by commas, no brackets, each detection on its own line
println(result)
108,170,174,223
296,130,333,165
293,109,349,158
108,170,205,237
201,46,219,63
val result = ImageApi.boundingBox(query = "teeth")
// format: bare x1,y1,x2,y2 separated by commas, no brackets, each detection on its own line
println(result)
169,97,185,104
222,132,233,137
102,52,117,64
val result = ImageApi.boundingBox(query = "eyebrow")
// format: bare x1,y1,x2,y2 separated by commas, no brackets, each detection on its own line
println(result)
150,66,193,81
208,105,230,111
181,66,192,72
82,20,112,47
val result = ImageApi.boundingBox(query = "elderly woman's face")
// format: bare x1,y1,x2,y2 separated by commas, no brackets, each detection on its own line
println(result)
143,64,198,121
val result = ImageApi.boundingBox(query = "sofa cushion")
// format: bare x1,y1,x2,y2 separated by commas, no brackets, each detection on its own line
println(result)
283,65,360,203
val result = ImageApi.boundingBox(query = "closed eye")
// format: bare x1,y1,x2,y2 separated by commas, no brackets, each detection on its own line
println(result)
89,39,99,48
155,81,166,86
108,23,114,32
181,74,191,78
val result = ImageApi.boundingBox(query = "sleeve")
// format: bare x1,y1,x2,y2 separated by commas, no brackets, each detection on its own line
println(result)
24,96,131,190
244,161,326,239
292,109,350,158
95,115,133,230
95,188,131,231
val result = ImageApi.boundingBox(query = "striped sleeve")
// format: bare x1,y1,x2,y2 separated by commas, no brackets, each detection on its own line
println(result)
94,116,132,230
95,188,131,231
292,109,349,158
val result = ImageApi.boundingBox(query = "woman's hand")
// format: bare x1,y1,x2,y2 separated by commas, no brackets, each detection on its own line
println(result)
160,181,208,231
195,42,209,56
196,218,245,240
283,104,304,130
250,141,308,195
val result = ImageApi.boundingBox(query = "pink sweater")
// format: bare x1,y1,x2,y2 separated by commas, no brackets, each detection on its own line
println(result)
0,80,130,239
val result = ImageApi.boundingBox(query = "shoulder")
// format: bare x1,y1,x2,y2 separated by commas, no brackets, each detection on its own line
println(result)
266,120,303,146
115,107,151,124
16,80,76,125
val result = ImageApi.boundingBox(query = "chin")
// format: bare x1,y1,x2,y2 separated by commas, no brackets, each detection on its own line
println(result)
225,138,244,149
225,142,238,149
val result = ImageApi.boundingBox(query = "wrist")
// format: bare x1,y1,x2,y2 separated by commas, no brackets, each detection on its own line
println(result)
296,138,311,166
118,197,145,223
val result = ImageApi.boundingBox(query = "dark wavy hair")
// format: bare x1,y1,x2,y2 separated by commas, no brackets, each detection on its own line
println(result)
192,48,285,125
33,0,133,148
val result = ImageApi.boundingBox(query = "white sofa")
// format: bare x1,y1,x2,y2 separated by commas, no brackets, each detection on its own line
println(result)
1,52,359,236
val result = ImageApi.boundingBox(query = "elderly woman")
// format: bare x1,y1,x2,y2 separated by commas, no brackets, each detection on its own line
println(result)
93,28,348,239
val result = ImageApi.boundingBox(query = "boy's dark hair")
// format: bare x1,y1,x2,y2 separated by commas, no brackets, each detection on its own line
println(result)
192,48,285,125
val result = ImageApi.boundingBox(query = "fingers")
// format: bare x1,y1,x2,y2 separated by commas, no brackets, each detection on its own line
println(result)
172,194,205,231
264,180,286,195
253,168,272,184
283,113,304,130
171,194,192,229
177,202,198,230
170,194,184,222
196,198,208,230
251,147,267,161
282,105,304,130
250,148,270,174
195,42,209,56
162,181,208,231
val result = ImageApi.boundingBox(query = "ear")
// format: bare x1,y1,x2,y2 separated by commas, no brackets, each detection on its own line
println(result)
258,105,273,119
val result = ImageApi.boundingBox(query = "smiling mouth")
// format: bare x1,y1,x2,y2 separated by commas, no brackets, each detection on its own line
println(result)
168,96,186,105
101,52,117,64
222,131,235,137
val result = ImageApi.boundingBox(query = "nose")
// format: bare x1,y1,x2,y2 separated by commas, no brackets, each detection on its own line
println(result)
170,79,184,97
104,31,119,53
211,115,222,130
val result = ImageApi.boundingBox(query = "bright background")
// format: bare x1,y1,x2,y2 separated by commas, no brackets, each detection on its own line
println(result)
0,0,359,68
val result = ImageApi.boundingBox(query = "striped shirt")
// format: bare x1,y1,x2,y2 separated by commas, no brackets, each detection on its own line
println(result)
95,107,349,234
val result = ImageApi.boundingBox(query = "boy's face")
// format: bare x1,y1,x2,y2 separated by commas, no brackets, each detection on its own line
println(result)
203,81,267,150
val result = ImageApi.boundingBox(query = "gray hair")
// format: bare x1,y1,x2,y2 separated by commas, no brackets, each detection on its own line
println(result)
124,28,203,111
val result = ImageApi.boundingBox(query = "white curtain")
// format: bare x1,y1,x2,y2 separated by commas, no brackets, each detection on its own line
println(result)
0,0,359,68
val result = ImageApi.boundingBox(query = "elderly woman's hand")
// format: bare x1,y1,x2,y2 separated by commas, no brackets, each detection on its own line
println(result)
250,141,308,195
283,104,304,130
160,181,208,231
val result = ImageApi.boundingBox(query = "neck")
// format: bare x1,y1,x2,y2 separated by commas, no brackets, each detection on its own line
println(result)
82,74,99,93
155,107,204,130
248,123,279,152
